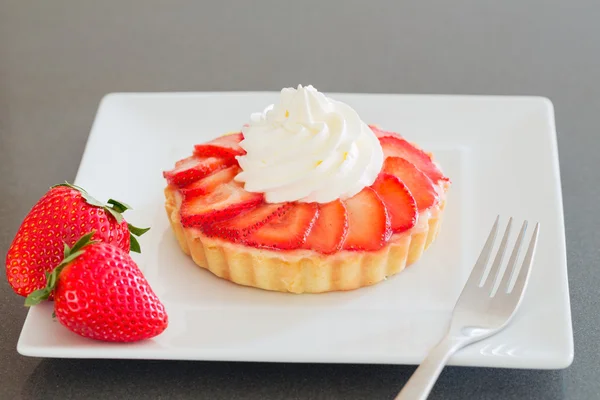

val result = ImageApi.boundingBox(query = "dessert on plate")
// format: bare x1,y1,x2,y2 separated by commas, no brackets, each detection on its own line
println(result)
163,85,450,293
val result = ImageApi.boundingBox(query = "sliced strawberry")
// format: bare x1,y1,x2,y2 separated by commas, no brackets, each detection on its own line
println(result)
164,155,231,187
194,133,246,159
180,182,263,227
180,165,240,197
244,203,319,250
379,136,448,183
371,173,417,233
383,157,439,211
342,187,391,251
303,200,348,254
369,125,402,139
205,203,290,241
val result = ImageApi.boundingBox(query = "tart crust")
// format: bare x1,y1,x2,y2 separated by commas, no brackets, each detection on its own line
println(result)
164,185,447,294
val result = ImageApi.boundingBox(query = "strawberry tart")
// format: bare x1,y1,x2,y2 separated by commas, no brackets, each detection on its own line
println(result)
163,85,450,293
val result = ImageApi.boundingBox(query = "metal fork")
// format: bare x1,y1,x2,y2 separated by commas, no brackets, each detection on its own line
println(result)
395,216,540,400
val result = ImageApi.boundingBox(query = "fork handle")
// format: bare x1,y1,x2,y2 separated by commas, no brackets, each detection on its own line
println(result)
394,336,466,400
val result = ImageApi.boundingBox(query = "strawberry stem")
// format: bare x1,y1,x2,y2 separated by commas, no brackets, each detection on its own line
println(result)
129,235,142,253
128,223,151,253
107,198,132,214
24,232,97,307
53,182,150,253
128,224,151,236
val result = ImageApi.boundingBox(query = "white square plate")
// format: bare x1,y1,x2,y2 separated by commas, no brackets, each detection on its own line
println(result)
17,92,573,368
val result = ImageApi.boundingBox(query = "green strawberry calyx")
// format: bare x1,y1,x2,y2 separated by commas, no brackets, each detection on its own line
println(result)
53,182,150,253
24,232,96,307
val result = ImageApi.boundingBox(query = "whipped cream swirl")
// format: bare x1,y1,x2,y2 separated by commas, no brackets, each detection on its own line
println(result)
235,85,383,204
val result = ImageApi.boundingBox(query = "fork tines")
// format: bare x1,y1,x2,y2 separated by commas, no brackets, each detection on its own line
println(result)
471,216,540,297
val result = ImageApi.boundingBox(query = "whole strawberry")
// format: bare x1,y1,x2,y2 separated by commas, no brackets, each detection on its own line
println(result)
26,233,168,342
5,183,149,297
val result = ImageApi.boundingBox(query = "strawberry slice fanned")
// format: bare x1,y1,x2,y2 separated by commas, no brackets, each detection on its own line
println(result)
205,202,290,241
180,182,263,227
180,165,240,197
303,200,348,254
244,203,319,250
383,157,439,211
369,125,402,139
194,133,246,159
379,135,448,183
371,173,417,233
163,155,231,187
342,187,391,251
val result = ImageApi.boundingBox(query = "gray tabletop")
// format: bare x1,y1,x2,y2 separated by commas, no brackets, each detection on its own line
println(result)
1,1,598,399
